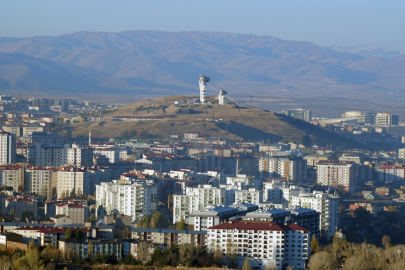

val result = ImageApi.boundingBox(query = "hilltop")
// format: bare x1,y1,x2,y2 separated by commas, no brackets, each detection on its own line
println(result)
66,96,368,149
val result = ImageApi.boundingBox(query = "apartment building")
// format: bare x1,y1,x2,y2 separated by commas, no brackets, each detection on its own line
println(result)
378,165,405,182
0,165,24,191
96,179,158,221
27,144,69,167
259,156,307,181
291,191,340,239
207,220,310,270
59,239,122,260
316,161,357,190
92,148,120,163
173,184,232,224
189,203,259,231
242,207,320,239
68,144,94,167
0,131,16,165
281,109,312,122
262,180,303,206
5,196,38,219
55,202,89,224
131,228,207,246
25,166,56,198
234,188,263,205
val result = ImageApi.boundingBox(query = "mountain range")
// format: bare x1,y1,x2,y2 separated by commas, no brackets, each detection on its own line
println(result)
0,30,404,105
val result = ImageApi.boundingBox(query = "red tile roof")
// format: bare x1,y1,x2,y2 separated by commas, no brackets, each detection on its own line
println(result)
208,220,309,232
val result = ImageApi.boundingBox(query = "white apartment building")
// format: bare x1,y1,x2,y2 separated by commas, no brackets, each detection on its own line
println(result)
68,144,94,167
93,148,120,163
207,220,310,270
96,179,158,221
377,165,405,182
0,165,24,191
291,191,340,239
27,144,69,167
0,131,16,165
316,161,356,188
262,180,304,206
234,188,263,205
173,184,229,224
25,166,56,199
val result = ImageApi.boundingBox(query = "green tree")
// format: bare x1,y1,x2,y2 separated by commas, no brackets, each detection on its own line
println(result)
61,191,66,199
175,219,187,230
18,185,25,193
21,209,34,222
76,228,84,240
10,208,15,215
122,227,131,239
86,213,96,224
70,188,76,198
65,228,76,239
150,211,170,228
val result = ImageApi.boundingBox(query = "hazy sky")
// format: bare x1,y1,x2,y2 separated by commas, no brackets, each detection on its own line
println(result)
1,0,404,52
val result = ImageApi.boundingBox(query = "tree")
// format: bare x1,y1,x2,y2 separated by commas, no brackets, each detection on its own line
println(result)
21,209,34,222
18,185,25,193
60,191,66,199
10,208,15,215
311,237,321,254
86,213,96,224
28,239,37,250
307,251,335,270
65,228,76,239
137,241,152,264
150,211,170,228
175,219,187,230
241,257,251,270
52,187,57,199
382,235,392,249
88,242,93,260
70,188,76,198
122,227,131,239
226,235,238,267
76,228,84,240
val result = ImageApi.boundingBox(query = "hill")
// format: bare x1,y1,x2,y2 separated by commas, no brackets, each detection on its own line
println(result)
0,31,405,108
65,96,368,149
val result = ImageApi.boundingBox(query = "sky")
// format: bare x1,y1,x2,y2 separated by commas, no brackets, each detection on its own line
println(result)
1,0,404,53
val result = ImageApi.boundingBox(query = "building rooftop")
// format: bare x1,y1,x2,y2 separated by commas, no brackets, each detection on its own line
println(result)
208,220,309,232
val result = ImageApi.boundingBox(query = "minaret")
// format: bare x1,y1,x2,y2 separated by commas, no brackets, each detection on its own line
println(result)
89,130,92,145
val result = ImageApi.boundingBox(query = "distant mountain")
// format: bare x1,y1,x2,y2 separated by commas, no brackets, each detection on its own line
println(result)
0,31,403,102
326,46,400,58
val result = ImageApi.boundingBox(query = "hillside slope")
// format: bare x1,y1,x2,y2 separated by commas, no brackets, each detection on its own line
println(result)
66,96,368,149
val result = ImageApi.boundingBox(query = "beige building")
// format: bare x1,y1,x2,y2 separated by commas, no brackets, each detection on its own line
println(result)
0,165,25,192
59,239,122,260
56,167,90,198
303,153,333,167
25,166,57,199
55,202,89,224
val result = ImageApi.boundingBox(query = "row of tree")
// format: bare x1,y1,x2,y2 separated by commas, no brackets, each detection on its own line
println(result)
308,234,405,270
137,212,170,229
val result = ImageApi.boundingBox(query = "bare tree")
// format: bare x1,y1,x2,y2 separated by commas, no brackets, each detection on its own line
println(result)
307,251,335,270
226,234,238,268
382,235,392,249
137,241,152,265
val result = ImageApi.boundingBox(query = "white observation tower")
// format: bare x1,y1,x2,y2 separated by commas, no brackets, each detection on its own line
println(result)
198,75,210,103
